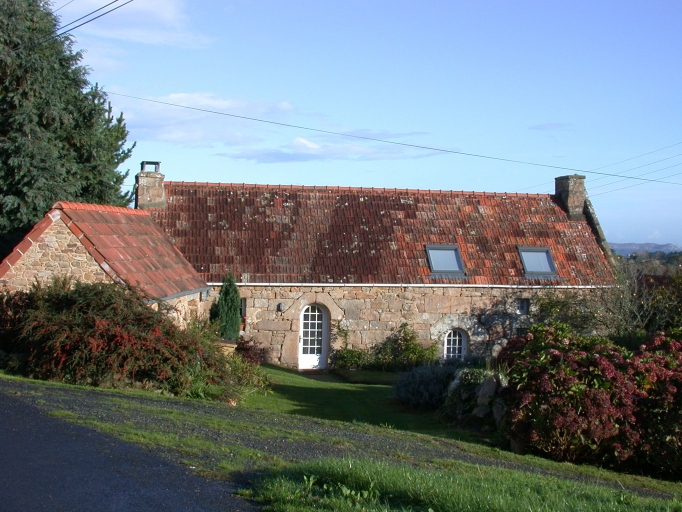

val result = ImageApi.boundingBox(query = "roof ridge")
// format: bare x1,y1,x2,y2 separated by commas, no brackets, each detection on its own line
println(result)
163,181,550,198
52,202,149,216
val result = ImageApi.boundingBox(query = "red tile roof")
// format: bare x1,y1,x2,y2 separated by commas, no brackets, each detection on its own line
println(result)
0,202,207,299
147,182,615,286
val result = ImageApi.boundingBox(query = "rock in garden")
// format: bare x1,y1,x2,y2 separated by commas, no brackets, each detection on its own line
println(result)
472,405,491,418
476,376,498,405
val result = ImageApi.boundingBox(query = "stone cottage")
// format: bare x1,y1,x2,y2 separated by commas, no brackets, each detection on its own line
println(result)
0,201,211,323
136,162,615,369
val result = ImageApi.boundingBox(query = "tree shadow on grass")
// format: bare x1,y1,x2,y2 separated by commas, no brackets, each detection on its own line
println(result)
259,365,492,444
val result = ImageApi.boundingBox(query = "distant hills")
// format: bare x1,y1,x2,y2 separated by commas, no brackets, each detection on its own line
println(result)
609,243,682,256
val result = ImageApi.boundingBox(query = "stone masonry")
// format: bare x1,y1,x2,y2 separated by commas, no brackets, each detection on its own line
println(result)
228,284,536,367
0,219,109,291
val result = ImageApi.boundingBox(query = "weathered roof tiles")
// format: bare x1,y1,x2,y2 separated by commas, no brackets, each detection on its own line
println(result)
145,181,615,287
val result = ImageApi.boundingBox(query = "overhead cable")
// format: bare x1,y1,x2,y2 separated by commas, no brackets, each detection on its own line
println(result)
54,0,78,13
57,0,124,32
108,92,682,186
12,0,134,52
514,141,682,193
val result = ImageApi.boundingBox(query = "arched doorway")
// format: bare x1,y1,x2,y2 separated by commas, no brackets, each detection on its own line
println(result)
299,304,329,370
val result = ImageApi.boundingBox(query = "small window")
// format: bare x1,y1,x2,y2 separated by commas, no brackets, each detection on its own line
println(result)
426,245,465,277
515,328,528,337
516,298,530,315
445,330,468,359
518,247,557,277
240,298,247,318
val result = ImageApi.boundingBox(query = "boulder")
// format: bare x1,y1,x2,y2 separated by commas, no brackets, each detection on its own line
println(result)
492,398,507,429
471,405,491,418
476,376,498,405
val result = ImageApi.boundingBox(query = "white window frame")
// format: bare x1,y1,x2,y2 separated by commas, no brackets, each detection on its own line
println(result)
516,298,530,315
444,329,468,360
425,244,466,277
518,246,557,277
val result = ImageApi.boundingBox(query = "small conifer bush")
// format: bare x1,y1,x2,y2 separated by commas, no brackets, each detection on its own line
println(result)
210,273,242,340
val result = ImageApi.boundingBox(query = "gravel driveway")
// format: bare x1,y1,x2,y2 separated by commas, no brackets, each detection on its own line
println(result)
0,389,259,512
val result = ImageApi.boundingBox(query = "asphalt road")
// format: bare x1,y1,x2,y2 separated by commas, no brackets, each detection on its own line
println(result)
0,392,260,512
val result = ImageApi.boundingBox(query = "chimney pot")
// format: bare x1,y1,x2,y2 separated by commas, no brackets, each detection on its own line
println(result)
555,175,587,221
135,161,166,210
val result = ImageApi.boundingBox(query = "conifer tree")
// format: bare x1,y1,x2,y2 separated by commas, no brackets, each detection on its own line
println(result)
210,273,242,340
0,0,135,233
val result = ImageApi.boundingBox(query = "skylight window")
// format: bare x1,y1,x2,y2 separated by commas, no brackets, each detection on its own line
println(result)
426,245,466,277
518,247,557,277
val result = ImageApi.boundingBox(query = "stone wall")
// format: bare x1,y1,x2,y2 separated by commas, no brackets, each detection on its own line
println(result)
0,218,110,291
222,284,538,368
165,291,212,327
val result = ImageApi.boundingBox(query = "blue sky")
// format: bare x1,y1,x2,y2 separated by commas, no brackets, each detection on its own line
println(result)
55,0,682,245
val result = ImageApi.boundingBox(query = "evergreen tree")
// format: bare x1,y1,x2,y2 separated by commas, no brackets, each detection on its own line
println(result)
0,0,135,233
210,273,242,340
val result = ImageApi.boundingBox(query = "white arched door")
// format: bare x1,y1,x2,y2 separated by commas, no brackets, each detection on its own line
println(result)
299,305,329,370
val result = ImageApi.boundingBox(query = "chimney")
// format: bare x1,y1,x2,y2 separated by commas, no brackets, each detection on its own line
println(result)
135,161,167,210
554,175,586,221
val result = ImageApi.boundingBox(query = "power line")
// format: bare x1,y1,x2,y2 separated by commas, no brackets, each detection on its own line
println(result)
588,152,682,185
53,0,78,13
12,0,134,52
109,92,682,187
590,140,682,172
57,0,123,32
589,162,682,191
55,0,134,37
592,170,682,197
514,141,682,192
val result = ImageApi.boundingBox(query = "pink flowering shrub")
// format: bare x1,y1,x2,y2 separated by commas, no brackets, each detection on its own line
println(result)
500,324,642,466
630,334,682,475
500,323,682,476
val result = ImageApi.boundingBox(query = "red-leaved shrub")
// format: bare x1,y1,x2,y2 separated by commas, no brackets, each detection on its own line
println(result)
629,334,682,475
500,324,642,466
1,279,268,401
500,323,682,476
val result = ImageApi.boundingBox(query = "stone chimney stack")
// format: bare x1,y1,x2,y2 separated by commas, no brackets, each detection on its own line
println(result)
555,175,587,220
135,161,167,210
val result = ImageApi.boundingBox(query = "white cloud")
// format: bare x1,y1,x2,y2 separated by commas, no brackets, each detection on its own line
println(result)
110,91,294,148
218,137,438,164
294,138,321,150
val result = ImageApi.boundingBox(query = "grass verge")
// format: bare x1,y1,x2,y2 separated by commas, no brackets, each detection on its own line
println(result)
246,458,682,512
3,368,682,508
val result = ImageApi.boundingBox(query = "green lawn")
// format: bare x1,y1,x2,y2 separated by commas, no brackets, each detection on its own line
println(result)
243,365,457,437
3,367,682,511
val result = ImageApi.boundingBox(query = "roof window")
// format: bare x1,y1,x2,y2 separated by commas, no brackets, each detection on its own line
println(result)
426,245,466,277
518,247,557,277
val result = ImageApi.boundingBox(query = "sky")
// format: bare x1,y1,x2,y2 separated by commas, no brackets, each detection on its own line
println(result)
53,0,682,245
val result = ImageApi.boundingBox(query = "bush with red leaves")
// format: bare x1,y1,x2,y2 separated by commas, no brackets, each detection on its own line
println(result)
0,279,268,401
235,337,265,364
500,323,642,467
630,334,682,475
500,322,682,476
